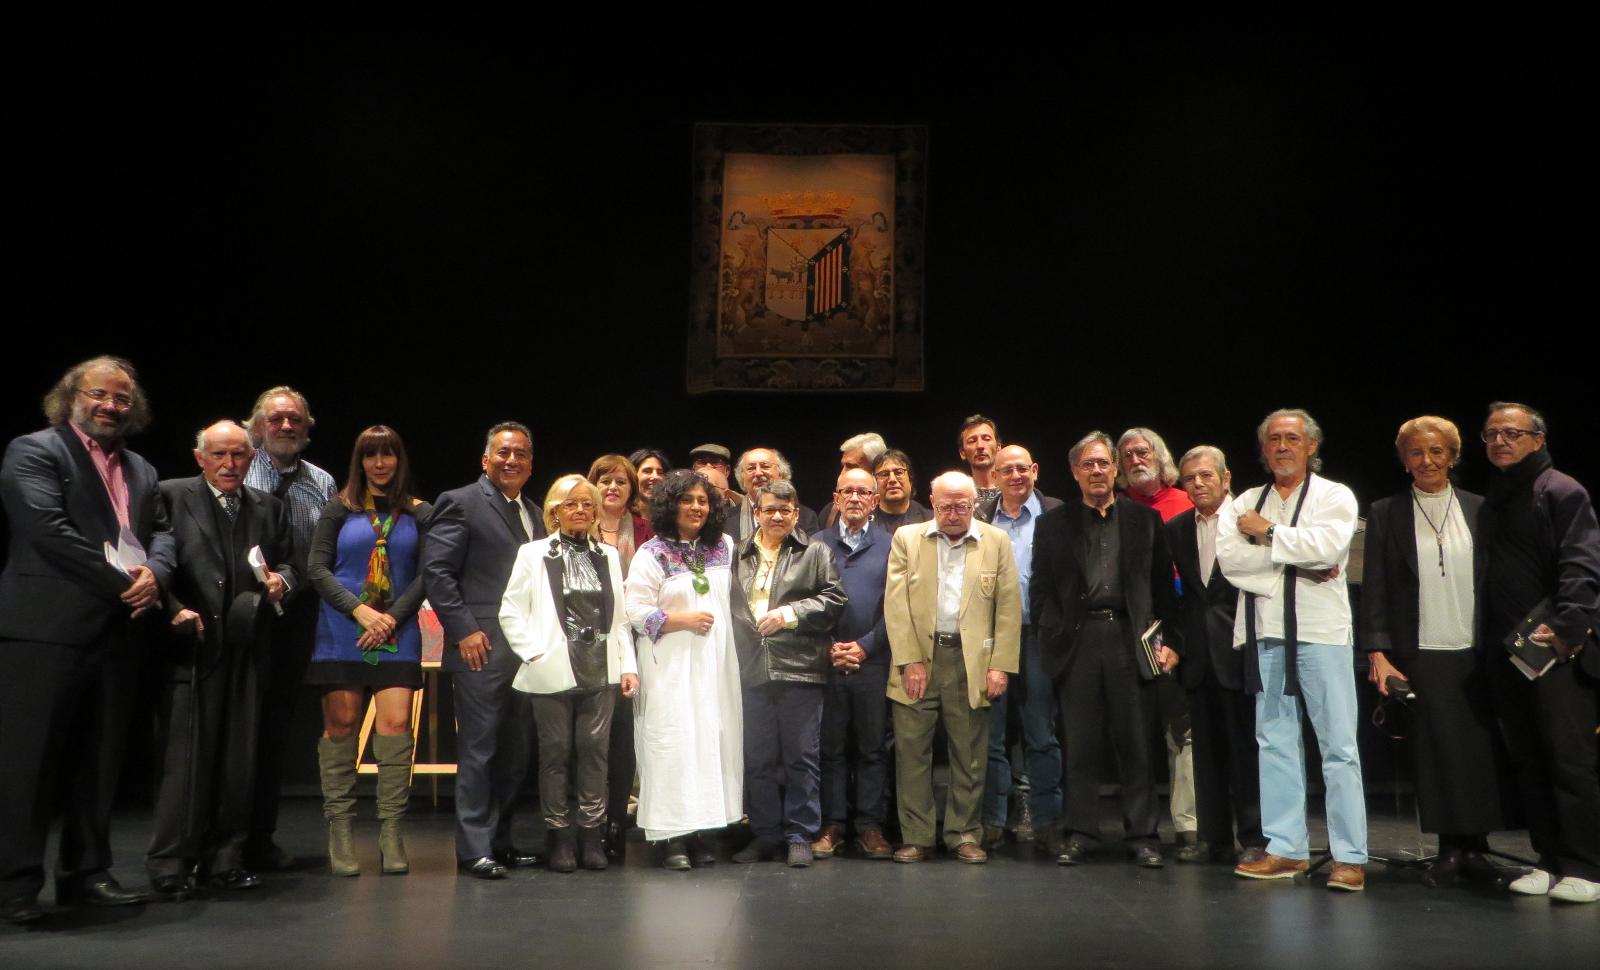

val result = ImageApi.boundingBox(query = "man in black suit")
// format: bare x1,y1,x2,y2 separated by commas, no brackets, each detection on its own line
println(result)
422,421,547,879
0,357,176,924
1166,445,1265,866
1031,431,1181,868
146,420,296,898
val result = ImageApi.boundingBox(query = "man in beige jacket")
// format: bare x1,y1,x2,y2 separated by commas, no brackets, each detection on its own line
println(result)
885,471,1022,863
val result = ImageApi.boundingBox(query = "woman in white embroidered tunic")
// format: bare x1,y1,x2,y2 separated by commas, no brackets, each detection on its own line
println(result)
624,470,743,870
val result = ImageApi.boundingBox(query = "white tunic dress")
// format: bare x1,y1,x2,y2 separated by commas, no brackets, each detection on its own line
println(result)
624,534,743,841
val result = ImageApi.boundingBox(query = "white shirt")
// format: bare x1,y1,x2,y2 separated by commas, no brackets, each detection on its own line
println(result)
926,518,980,634
1412,486,1474,650
1195,502,1226,586
1216,476,1357,648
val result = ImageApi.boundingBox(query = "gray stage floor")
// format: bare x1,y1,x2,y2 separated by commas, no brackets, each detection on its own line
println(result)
2,797,1596,969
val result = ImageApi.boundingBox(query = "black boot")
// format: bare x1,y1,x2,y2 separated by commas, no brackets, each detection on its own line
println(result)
547,828,577,874
605,820,628,861
578,826,608,871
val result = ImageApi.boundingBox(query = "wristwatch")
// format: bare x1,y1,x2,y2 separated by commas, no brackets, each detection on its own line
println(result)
1265,524,1276,542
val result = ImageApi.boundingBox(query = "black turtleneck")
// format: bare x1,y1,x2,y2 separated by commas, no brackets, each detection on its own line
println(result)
1482,448,1555,642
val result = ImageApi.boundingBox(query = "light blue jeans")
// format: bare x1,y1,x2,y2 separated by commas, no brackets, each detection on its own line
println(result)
1255,638,1367,864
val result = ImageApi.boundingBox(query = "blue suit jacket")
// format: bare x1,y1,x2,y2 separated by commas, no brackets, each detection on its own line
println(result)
816,520,891,665
0,425,175,645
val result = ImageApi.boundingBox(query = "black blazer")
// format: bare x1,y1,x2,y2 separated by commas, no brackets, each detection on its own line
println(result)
421,474,547,674
1361,486,1483,661
0,426,177,646
1166,507,1242,690
160,475,297,661
732,529,846,686
1029,497,1182,681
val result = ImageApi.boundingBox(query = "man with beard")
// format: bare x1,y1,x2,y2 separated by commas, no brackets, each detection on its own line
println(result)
730,447,820,541
1217,409,1367,892
0,357,175,924
1117,427,1199,861
958,414,1001,512
1478,402,1600,904
240,386,338,869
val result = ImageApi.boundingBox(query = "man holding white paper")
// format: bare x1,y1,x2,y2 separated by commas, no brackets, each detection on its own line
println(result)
145,420,296,898
0,357,176,925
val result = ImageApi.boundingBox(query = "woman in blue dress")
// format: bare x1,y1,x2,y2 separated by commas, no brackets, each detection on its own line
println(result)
305,426,432,877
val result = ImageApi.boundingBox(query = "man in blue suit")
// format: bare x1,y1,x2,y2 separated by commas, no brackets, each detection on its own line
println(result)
0,357,176,924
812,467,894,860
422,421,547,878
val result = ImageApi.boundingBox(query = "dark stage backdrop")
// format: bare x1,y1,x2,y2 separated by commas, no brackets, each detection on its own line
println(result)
5,32,1594,794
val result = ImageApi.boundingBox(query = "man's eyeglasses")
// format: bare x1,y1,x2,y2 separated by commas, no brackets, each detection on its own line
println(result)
933,502,973,516
78,388,134,410
836,487,875,498
1481,428,1540,443
757,506,796,518
874,467,909,480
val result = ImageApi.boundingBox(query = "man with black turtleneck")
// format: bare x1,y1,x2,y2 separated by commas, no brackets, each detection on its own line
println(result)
1479,401,1600,905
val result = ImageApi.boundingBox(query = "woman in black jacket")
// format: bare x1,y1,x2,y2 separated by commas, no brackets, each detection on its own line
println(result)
730,479,846,867
1361,415,1513,887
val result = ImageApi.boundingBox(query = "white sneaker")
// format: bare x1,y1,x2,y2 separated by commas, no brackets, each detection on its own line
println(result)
1508,869,1552,895
1549,876,1600,904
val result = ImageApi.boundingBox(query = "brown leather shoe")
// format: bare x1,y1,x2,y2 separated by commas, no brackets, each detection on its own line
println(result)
893,844,928,863
811,825,846,859
1233,852,1310,880
1327,862,1366,892
857,827,893,860
954,842,988,864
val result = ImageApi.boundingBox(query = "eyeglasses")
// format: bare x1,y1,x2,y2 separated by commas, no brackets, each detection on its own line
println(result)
933,502,973,516
1121,447,1153,461
995,463,1033,476
757,506,796,518
78,388,134,409
874,467,909,480
1077,458,1113,471
1481,427,1540,443
559,500,596,512
836,487,875,498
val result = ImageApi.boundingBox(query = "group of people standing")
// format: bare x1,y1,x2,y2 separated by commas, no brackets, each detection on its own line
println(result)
2,356,1598,928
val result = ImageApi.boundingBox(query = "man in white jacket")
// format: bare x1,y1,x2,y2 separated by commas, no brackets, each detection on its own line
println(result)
1216,409,1368,892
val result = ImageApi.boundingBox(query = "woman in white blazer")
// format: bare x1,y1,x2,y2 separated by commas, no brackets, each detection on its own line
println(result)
500,474,639,873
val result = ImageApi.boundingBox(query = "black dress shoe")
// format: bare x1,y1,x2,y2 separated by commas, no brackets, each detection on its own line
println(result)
56,872,151,906
688,833,716,867
2,895,45,925
1131,845,1165,869
661,840,692,871
1460,850,1501,883
1175,839,1211,864
208,869,264,891
1057,838,1091,866
458,857,508,879
493,846,544,868
150,874,197,902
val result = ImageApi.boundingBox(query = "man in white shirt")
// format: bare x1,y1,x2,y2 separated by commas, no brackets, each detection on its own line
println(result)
1216,409,1367,891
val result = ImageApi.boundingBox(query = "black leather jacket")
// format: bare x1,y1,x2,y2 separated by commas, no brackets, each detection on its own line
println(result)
732,530,846,686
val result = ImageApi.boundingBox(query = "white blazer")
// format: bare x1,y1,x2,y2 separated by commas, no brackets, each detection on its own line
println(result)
499,535,638,694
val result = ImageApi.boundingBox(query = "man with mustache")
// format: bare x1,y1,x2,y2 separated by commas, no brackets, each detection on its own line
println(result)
730,447,820,541
147,420,296,898
1217,409,1366,892
0,357,176,925
1117,427,1200,862
241,386,338,870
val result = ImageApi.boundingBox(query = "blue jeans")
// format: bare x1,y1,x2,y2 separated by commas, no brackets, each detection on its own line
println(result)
983,627,1062,828
1255,638,1367,864
743,683,824,845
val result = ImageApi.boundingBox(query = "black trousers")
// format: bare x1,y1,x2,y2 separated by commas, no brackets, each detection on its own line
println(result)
0,633,140,898
450,660,534,861
147,641,264,878
1059,617,1160,847
606,684,636,827
249,596,316,847
1188,668,1265,849
819,664,890,833
1489,652,1600,881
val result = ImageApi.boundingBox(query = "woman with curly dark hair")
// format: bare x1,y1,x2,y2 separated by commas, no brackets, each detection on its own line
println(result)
624,470,743,870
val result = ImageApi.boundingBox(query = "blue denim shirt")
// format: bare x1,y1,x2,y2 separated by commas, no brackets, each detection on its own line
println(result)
992,490,1041,616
